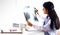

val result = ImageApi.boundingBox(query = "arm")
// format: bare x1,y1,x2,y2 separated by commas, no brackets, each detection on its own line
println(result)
26,19,51,31
33,19,51,31
26,20,43,31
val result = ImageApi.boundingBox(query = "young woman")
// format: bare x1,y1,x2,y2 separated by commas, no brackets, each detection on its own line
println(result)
26,1,60,35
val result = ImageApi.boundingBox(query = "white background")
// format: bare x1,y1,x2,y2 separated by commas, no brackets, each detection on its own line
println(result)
0,0,60,35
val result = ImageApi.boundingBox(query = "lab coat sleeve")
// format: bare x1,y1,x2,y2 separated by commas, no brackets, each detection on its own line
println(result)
43,19,51,31
33,24,43,31
32,19,51,31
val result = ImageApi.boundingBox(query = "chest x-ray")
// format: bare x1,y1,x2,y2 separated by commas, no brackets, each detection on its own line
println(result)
24,6,38,21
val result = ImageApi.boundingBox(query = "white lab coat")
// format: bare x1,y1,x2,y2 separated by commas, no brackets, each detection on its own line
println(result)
32,15,58,35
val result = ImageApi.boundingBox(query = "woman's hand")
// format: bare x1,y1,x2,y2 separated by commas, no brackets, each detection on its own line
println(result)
34,8,39,15
26,20,32,27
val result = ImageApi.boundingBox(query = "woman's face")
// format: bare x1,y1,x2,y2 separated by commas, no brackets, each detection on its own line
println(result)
43,7,48,14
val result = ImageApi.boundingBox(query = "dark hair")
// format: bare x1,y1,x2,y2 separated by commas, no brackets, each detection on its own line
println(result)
43,1,60,30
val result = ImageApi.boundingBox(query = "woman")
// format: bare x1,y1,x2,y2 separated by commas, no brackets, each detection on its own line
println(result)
26,1,60,35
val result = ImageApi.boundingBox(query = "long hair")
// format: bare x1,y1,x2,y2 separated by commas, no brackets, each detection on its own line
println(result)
43,1,60,30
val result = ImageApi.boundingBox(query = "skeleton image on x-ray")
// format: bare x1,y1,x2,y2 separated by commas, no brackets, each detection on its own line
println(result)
24,6,38,21
24,12,30,20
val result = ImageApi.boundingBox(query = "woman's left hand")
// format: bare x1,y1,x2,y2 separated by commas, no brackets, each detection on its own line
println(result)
26,20,32,27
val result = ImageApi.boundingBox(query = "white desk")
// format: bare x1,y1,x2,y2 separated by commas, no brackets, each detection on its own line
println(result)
23,30,44,35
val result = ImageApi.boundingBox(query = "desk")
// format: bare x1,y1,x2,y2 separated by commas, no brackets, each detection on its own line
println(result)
23,30,44,35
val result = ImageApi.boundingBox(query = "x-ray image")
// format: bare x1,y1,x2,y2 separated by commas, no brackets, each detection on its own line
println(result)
24,12,30,20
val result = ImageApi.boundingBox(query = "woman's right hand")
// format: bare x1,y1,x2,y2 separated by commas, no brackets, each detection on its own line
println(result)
34,8,39,15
